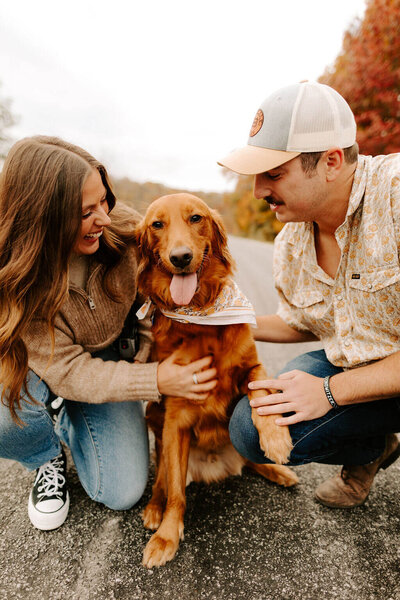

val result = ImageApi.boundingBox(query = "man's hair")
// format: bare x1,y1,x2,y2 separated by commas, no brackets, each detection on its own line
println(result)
300,143,359,175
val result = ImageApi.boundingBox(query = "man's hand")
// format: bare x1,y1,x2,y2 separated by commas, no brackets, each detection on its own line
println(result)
248,370,333,425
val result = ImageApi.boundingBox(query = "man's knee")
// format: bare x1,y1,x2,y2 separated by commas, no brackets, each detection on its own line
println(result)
229,396,265,463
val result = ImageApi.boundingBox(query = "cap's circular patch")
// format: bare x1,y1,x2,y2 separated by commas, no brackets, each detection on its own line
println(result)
249,109,264,137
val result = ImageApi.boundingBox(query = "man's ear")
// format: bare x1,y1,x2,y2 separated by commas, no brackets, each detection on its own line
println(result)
324,148,344,182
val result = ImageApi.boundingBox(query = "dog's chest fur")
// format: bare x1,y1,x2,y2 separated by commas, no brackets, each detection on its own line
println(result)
151,315,256,484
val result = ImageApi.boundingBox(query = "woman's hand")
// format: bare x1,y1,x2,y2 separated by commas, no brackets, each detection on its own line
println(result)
157,352,217,401
248,369,333,425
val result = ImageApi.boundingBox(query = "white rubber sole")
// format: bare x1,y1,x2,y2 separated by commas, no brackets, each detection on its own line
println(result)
28,490,70,531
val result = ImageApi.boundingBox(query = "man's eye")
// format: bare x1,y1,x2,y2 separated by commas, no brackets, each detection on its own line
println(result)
190,214,202,223
268,173,280,180
152,221,163,229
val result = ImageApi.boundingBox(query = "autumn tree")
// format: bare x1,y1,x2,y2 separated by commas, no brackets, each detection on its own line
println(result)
319,0,400,155
222,174,283,241
224,0,400,240
111,176,231,227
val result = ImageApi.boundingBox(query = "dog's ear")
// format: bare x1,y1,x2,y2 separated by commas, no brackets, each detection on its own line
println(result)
210,209,234,268
135,218,146,254
135,219,152,280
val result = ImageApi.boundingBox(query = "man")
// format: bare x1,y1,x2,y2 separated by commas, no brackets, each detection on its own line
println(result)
218,80,400,508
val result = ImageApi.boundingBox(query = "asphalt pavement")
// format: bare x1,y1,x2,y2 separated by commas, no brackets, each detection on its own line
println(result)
1,235,399,600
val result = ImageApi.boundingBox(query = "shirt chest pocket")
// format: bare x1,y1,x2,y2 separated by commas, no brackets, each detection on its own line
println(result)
276,269,326,310
290,289,325,308
348,267,400,332
348,267,400,294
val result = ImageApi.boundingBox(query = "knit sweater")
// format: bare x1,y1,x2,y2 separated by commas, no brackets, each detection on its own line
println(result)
23,203,160,404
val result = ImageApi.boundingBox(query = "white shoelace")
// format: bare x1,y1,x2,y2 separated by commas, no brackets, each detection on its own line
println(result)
35,454,66,499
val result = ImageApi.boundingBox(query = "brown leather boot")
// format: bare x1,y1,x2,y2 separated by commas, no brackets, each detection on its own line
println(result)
315,434,400,508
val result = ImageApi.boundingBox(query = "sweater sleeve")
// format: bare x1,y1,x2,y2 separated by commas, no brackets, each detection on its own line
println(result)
25,318,160,404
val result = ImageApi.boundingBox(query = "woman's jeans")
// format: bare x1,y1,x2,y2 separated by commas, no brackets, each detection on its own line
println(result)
229,350,400,466
0,346,149,510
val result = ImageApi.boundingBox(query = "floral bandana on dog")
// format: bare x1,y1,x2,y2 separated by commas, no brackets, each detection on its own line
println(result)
136,279,256,326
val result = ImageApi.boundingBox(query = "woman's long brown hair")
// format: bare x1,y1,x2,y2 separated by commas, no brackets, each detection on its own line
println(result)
0,136,134,423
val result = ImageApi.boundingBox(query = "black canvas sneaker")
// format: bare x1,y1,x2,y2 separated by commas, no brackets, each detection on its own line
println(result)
28,448,70,530
46,395,64,424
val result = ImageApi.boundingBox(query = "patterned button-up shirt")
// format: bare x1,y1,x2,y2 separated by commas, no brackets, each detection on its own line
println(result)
274,153,400,368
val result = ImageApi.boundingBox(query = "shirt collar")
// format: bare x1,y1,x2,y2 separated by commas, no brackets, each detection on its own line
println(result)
344,155,369,219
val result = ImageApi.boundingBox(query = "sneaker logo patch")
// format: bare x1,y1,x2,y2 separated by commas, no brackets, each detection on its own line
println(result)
250,109,264,137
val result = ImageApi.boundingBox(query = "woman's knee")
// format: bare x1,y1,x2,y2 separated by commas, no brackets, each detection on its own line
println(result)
0,375,60,468
62,399,150,510
94,459,149,510
102,485,147,511
0,372,49,427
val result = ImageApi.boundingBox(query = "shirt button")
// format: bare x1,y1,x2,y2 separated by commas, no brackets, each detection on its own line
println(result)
344,340,351,347
337,295,343,301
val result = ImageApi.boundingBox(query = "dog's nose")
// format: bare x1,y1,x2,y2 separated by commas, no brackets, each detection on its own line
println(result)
169,246,193,269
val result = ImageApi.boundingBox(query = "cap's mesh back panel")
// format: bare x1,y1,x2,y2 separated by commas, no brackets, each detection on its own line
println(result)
292,85,336,137
288,83,356,151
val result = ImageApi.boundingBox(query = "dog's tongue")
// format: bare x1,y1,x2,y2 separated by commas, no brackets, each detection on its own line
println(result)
170,272,198,305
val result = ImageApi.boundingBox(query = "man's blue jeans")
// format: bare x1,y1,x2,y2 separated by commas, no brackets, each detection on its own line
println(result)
0,346,149,510
229,350,400,466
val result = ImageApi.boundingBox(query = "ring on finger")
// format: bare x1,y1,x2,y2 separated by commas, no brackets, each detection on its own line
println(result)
192,373,199,385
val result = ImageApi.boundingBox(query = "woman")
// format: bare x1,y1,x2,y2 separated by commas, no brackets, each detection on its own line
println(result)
0,136,216,530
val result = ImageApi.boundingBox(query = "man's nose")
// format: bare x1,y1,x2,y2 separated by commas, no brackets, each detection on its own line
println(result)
253,174,272,200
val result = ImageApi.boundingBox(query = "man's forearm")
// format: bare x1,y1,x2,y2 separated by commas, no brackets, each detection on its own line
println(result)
330,350,400,406
254,314,318,343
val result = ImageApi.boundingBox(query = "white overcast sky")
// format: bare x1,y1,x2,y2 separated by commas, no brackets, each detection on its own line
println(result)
0,0,366,193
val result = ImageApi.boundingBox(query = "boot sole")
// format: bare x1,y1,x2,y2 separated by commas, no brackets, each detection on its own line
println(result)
314,494,367,509
379,441,400,471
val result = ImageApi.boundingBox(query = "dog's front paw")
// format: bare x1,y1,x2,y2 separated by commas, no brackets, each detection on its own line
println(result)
142,526,183,568
142,501,163,531
264,426,293,465
252,408,292,464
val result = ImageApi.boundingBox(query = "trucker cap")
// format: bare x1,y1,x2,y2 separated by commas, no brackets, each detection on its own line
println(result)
218,81,357,176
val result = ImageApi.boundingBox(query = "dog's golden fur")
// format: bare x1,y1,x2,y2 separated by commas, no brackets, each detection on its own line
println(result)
136,193,298,568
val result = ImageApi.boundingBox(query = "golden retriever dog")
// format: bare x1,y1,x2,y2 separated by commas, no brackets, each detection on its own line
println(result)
136,193,298,568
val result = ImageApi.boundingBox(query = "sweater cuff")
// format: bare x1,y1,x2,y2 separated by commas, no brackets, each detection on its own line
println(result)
129,361,161,402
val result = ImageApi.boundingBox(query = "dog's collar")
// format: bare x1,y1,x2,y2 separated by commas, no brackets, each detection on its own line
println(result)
136,279,256,326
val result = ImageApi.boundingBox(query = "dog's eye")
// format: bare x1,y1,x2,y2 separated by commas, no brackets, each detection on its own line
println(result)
152,221,164,229
190,214,202,223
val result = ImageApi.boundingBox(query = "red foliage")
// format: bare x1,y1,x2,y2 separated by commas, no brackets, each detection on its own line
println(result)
319,0,400,155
